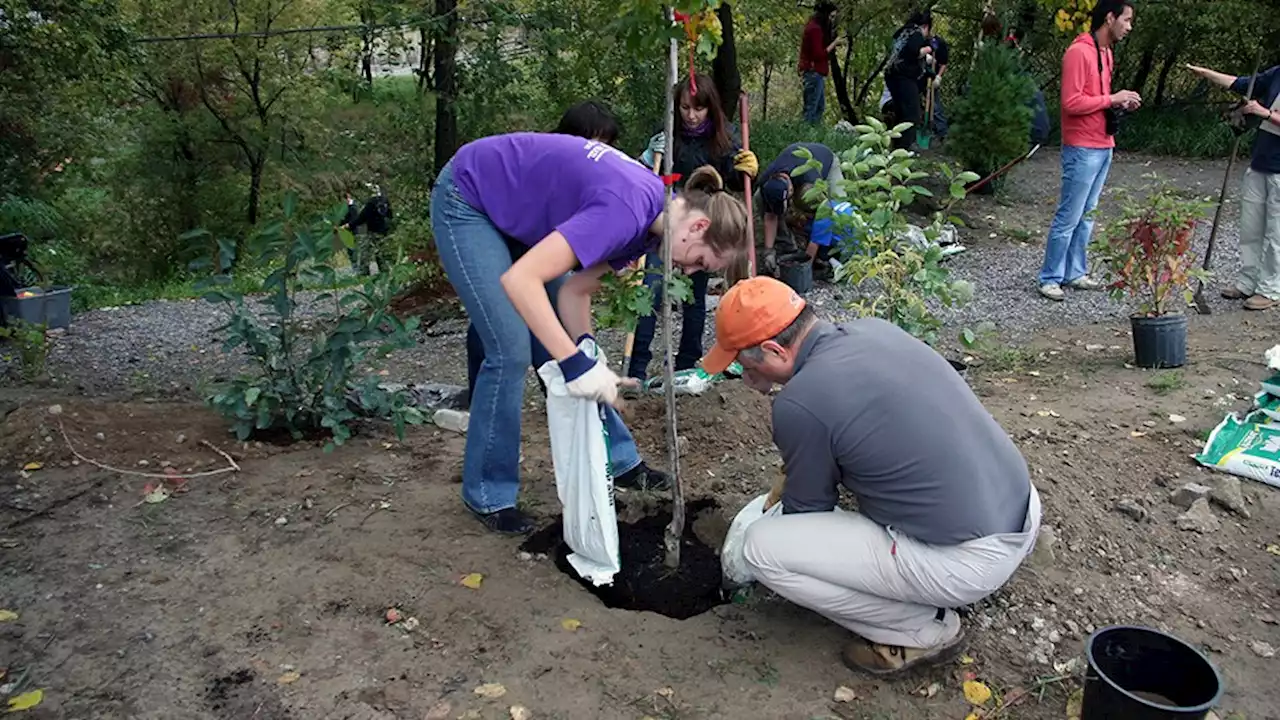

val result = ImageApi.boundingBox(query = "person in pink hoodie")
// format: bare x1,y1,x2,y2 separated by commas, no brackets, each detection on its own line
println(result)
1037,0,1141,301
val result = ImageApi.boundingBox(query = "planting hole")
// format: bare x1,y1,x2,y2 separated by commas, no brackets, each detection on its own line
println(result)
521,498,729,620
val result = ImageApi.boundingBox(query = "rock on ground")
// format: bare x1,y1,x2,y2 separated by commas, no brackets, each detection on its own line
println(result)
1174,498,1221,534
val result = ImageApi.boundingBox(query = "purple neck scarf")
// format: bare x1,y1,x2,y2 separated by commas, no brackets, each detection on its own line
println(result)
683,116,713,137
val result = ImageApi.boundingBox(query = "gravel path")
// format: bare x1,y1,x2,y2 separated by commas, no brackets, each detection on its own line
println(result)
22,149,1254,396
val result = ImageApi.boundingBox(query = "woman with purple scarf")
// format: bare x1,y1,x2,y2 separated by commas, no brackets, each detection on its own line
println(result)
629,73,759,382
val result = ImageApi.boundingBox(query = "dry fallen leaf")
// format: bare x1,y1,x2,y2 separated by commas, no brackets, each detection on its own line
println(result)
958,654,976,665
1169,414,1187,423
833,685,857,703
6,689,43,712
0,610,18,622
656,687,674,699
560,618,581,632
963,680,993,706
509,705,532,720
402,616,420,632
461,573,484,590
1036,410,1052,417
474,683,507,699
922,682,941,698
1265,544,1280,557
21,462,41,471
423,701,451,720
1066,688,1084,720
964,713,981,720
1130,430,1147,438
143,487,171,504
277,671,301,685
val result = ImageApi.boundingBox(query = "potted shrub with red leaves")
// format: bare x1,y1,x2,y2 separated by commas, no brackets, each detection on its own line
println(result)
1091,186,1211,369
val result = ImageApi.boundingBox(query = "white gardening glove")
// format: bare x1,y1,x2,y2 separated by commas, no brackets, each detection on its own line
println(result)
563,360,622,406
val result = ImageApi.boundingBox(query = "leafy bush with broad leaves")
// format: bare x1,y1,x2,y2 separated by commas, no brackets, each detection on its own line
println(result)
793,118,978,345
194,192,424,449
947,42,1035,180
1091,185,1212,317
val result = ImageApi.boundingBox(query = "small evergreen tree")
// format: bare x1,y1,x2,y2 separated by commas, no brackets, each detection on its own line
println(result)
947,43,1036,187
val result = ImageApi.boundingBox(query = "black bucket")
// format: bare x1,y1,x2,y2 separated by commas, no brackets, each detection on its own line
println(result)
1130,314,1187,369
778,261,813,295
1082,626,1223,720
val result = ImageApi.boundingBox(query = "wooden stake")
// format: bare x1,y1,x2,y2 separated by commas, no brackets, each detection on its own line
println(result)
661,18,684,570
739,92,756,278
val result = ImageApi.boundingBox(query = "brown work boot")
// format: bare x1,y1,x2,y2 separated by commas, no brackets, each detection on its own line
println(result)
1221,287,1249,300
841,629,967,676
1244,294,1276,311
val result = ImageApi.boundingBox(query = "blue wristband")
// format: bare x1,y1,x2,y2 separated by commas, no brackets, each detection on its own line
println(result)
576,333,596,347
559,350,596,382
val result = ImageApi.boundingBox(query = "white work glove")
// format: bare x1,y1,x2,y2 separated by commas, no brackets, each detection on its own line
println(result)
563,358,622,406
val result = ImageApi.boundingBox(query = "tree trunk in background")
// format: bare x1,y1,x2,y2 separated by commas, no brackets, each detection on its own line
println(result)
828,39,858,124
433,0,459,176
762,60,772,121
1154,44,1182,107
711,2,741,122
417,29,432,91
247,154,264,225
1130,46,1155,96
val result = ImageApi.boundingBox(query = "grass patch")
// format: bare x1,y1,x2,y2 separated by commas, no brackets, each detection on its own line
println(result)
1146,370,1186,396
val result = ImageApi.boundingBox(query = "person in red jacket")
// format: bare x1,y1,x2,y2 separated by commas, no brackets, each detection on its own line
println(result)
798,1,843,125
1037,0,1140,302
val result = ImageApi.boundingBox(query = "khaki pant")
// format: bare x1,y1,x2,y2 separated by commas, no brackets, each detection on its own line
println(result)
1238,167,1280,300
744,485,1041,649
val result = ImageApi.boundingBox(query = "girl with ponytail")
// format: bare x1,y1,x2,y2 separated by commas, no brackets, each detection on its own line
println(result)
431,131,748,534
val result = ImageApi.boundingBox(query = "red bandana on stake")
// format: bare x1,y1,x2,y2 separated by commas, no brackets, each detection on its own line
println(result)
661,173,683,186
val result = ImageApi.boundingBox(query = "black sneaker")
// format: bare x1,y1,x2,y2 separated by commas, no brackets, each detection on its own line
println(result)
469,506,536,535
614,462,672,492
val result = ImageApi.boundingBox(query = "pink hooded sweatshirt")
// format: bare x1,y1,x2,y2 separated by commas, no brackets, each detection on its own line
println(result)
1060,32,1114,149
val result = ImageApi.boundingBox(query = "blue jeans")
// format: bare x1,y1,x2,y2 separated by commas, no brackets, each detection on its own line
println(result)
802,71,826,124
1039,146,1113,286
432,163,641,514
627,255,709,381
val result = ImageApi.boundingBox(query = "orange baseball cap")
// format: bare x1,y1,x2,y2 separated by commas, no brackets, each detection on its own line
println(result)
701,276,807,375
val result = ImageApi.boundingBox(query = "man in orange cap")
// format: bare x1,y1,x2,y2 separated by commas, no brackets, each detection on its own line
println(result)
704,277,1040,676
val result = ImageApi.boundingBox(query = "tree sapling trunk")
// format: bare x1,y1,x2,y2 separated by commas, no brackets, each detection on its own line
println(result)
661,22,684,571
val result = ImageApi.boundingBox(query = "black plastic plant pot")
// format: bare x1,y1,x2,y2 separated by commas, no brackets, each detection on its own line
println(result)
778,260,813,295
1130,314,1187,369
1082,626,1223,720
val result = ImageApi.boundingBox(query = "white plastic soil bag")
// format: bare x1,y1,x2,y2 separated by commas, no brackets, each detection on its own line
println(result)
537,338,621,586
720,492,784,589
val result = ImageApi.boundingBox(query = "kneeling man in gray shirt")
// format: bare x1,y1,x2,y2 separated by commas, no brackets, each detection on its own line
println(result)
701,277,1041,675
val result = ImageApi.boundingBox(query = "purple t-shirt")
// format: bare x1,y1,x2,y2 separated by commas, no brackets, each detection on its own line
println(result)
452,132,665,270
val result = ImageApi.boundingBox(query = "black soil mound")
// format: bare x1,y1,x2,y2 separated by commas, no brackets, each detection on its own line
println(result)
521,499,727,620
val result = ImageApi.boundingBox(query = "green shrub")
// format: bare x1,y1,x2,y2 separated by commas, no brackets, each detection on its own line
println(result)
947,43,1035,177
1116,107,1237,157
197,193,424,449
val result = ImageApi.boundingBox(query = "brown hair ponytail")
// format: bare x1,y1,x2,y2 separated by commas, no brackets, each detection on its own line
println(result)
679,165,749,257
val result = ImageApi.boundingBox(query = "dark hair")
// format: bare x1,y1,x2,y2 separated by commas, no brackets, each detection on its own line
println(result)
673,74,733,160
1090,0,1133,32
813,1,837,23
908,10,932,29
554,100,620,145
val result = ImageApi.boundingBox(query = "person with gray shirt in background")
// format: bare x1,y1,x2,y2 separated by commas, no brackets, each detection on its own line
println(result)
701,276,1041,675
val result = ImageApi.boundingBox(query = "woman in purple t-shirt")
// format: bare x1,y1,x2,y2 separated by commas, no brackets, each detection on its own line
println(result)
431,131,749,534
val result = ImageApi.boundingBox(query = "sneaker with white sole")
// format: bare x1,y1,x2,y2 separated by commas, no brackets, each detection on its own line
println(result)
1066,275,1102,290
1039,283,1065,301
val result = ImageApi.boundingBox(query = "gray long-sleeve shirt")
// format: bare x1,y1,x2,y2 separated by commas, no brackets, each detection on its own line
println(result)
774,319,1031,545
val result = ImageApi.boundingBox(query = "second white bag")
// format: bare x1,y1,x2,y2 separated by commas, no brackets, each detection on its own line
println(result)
537,338,621,586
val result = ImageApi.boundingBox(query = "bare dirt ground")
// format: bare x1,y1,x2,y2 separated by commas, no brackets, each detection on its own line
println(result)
1,152,1278,720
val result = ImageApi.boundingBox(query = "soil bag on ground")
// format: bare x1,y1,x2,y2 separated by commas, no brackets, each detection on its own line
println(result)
720,492,784,589
537,339,620,586
1193,411,1280,489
